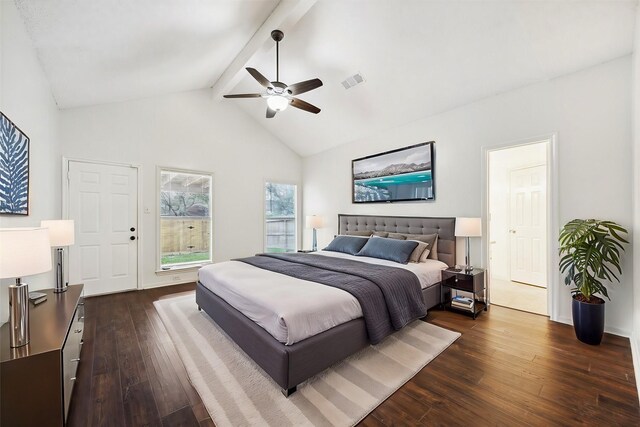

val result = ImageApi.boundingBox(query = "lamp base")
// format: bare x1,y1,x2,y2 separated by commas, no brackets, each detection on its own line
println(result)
464,236,474,272
54,247,68,293
312,228,318,252
9,280,30,348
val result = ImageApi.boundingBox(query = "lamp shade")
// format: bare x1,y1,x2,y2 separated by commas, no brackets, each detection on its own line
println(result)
0,228,52,278
455,217,482,237
305,215,325,229
41,219,75,246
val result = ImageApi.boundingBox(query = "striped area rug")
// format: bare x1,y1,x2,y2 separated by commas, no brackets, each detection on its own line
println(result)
155,294,460,427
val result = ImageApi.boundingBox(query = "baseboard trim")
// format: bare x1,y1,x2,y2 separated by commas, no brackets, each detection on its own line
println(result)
143,280,194,290
553,316,630,338
631,332,640,405
604,325,631,338
555,315,572,327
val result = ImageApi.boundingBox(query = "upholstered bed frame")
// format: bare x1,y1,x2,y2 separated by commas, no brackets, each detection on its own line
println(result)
195,214,456,396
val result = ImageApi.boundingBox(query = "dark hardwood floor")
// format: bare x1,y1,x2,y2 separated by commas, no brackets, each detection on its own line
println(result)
68,283,640,426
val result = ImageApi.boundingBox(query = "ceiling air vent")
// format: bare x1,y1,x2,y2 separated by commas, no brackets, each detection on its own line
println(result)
341,73,365,89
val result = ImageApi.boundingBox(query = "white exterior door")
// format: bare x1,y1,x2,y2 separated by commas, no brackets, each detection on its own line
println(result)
68,161,138,296
509,165,547,287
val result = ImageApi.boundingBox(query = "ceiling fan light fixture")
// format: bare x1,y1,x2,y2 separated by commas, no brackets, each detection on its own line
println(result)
267,95,289,111
223,30,322,117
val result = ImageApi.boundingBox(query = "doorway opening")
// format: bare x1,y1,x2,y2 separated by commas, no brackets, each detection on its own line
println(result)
487,140,550,316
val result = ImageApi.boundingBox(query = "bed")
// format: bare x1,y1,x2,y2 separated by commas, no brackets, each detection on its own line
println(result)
195,214,456,396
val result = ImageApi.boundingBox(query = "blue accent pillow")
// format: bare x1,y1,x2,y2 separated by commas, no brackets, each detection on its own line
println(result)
323,235,369,255
355,237,418,264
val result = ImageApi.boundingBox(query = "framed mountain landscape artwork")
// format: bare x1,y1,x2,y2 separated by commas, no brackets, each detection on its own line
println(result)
352,141,435,203
0,112,30,215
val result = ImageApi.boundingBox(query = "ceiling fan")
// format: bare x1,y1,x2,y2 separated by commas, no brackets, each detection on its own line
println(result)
223,29,323,118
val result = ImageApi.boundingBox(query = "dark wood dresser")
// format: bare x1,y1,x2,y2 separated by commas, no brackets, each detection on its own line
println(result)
1,284,84,427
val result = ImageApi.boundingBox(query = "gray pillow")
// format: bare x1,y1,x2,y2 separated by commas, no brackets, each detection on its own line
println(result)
407,241,430,263
428,235,439,260
356,237,418,264
402,233,438,261
372,231,389,238
387,232,406,240
324,235,368,255
345,230,373,237
419,245,432,262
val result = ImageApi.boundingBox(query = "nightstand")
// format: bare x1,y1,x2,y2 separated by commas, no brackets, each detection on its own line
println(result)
441,268,486,319
297,249,316,253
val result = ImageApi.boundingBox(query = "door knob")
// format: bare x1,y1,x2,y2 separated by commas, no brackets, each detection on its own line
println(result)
509,229,516,234
130,227,136,232
130,236,136,241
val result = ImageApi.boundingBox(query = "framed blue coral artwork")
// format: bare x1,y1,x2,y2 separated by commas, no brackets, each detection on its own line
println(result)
0,112,30,215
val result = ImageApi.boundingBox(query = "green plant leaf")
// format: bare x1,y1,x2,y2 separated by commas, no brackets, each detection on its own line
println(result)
558,219,628,301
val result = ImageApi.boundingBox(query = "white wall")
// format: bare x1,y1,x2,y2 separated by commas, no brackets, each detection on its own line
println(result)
0,0,61,320
59,90,302,290
631,2,640,401
303,56,633,336
488,142,547,281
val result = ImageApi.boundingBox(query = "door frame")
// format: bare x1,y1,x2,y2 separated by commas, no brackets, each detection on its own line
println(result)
62,157,143,292
507,163,547,286
481,134,559,321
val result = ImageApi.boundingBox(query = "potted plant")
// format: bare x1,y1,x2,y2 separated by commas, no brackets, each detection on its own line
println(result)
559,219,629,345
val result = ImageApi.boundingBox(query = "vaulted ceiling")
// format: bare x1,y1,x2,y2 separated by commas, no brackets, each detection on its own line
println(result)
14,0,279,108
15,0,638,156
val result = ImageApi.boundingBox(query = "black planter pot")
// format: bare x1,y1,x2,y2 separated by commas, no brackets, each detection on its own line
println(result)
572,296,605,345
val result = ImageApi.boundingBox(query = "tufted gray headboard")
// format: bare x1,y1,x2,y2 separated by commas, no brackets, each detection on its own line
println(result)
338,214,456,267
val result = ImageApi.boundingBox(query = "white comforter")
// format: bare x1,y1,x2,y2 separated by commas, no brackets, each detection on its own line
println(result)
198,251,448,345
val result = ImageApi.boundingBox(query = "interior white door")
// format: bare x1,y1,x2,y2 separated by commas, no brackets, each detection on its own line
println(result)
68,161,138,296
509,165,547,287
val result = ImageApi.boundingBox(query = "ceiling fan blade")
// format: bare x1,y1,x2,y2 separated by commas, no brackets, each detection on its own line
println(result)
287,78,323,95
246,67,273,89
223,93,262,98
290,98,321,114
266,107,277,118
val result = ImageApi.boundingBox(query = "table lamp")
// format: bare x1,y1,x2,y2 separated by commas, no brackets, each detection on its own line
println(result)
0,227,52,347
41,220,75,293
455,217,482,271
305,215,325,251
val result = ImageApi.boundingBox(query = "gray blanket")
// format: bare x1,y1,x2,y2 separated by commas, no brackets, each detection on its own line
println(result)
237,253,426,344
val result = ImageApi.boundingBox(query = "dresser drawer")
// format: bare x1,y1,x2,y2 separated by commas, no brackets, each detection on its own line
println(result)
62,306,84,420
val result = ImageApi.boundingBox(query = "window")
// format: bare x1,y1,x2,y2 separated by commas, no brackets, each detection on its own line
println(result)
159,168,212,269
264,182,297,253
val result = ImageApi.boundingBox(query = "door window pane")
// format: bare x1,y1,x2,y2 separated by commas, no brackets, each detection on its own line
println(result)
265,183,296,253
160,170,212,268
